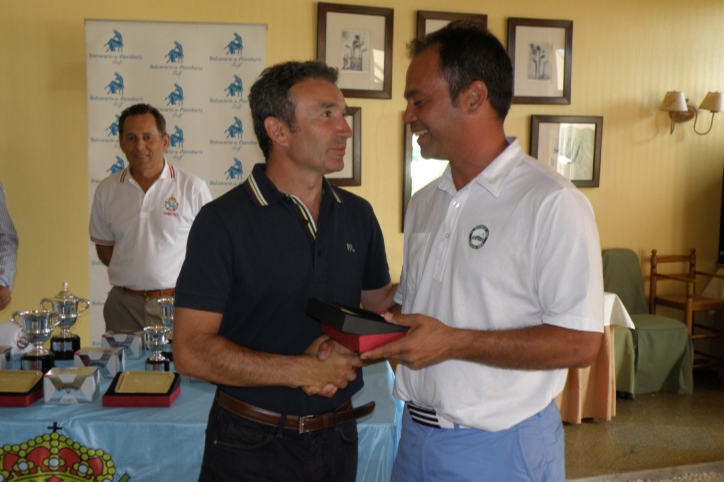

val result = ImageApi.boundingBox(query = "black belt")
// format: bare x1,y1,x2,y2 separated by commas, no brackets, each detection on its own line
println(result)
216,390,375,434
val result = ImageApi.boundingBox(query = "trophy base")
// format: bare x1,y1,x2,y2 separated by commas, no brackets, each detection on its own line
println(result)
161,352,173,362
21,353,55,373
145,358,170,372
51,333,81,360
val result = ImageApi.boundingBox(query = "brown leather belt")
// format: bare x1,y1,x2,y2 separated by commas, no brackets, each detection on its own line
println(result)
216,390,375,434
121,287,175,298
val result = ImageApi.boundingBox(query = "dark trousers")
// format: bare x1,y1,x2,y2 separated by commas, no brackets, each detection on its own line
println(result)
198,399,359,482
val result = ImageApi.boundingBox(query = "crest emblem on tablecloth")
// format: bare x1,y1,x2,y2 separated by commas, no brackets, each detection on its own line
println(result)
0,429,126,481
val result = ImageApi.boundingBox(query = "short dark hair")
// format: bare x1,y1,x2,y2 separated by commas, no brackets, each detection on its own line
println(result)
118,103,167,137
409,21,513,120
249,61,338,159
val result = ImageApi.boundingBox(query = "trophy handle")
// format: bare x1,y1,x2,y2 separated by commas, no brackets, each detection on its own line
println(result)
52,313,63,329
76,299,90,315
40,298,54,311
11,312,22,329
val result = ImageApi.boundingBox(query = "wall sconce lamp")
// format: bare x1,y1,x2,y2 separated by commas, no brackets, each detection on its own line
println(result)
660,91,724,135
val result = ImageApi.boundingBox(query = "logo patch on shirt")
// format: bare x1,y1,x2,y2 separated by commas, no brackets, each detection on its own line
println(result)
468,225,489,250
165,196,179,211
16,334,29,350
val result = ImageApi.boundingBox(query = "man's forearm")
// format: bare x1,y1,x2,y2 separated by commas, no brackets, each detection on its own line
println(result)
95,244,114,267
360,283,399,313
445,324,603,370
175,332,315,388
362,312,602,371
173,308,361,391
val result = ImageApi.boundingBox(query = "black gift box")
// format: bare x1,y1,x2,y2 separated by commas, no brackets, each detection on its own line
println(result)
306,299,407,352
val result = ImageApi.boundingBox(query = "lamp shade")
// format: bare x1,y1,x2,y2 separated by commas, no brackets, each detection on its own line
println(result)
699,92,724,113
660,91,688,112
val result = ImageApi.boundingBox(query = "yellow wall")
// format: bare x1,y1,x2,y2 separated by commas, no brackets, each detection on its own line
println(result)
2,0,724,344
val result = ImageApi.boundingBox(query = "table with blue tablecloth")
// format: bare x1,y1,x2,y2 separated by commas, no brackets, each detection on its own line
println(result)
0,358,402,482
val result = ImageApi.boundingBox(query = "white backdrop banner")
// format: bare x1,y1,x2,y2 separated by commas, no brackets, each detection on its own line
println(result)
85,20,266,344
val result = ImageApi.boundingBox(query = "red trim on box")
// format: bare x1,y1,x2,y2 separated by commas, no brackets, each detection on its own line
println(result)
102,384,180,408
321,324,406,353
0,387,43,407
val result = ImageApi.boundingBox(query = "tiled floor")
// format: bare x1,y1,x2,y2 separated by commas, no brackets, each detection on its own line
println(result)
565,369,724,480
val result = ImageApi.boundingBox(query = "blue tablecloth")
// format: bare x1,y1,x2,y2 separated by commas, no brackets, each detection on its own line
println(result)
0,358,402,482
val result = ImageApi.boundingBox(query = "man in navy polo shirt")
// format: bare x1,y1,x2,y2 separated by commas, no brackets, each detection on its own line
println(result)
173,61,396,482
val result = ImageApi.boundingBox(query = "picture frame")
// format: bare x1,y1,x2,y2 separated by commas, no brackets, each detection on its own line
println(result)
416,11,488,40
507,18,573,104
328,107,361,186
530,115,603,188
402,123,448,230
317,3,394,99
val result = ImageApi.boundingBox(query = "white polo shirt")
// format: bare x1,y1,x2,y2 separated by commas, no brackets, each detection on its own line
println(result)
90,160,212,290
394,138,603,432
0,320,32,358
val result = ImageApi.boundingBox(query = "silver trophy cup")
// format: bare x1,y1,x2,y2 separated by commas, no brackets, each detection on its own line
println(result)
12,309,61,372
143,325,171,372
156,296,174,361
40,282,90,360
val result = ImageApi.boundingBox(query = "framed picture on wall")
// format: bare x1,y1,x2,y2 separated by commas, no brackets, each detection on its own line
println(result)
530,115,603,188
317,3,394,99
327,107,361,186
507,18,573,104
402,122,448,229
416,11,488,39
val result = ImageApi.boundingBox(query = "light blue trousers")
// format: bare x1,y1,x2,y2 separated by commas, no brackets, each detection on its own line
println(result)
391,400,565,482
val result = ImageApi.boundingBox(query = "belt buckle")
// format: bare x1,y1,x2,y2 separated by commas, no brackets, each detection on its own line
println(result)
298,415,309,433
297,414,320,433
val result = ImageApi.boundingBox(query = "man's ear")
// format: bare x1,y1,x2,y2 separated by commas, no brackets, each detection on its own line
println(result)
264,116,289,148
465,81,488,113
162,133,170,152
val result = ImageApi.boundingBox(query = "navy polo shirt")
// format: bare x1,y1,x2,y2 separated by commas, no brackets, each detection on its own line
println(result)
175,164,391,415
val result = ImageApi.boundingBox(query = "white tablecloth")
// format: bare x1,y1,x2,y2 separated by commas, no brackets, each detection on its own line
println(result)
604,291,635,329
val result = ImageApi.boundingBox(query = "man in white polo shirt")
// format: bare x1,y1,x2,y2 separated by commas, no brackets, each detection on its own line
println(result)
90,103,212,332
362,22,604,481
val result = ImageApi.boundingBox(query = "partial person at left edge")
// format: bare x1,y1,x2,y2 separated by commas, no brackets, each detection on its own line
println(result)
0,181,18,311
0,180,29,358
89,103,212,333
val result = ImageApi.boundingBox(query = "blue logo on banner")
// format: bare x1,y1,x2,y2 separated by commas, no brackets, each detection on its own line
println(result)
106,73,125,95
166,41,184,64
105,30,124,53
225,117,243,139
225,33,244,56
166,83,184,106
108,156,125,174
89,29,141,65
225,75,243,97
106,115,120,136
170,125,184,148
225,159,243,180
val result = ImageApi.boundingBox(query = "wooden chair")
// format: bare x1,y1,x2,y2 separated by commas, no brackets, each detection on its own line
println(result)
649,248,724,368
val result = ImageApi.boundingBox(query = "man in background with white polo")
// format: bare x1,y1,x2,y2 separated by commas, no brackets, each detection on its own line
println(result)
90,103,212,332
